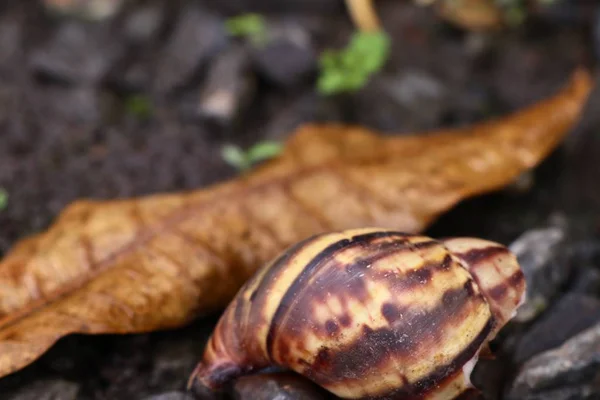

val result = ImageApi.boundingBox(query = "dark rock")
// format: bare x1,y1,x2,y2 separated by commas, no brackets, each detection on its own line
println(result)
251,21,317,88
350,70,448,132
148,338,204,392
514,293,600,365
469,359,507,400
7,379,79,400
192,45,255,126
506,322,600,400
262,91,343,141
510,386,600,400
30,21,123,85
509,216,572,323
143,392,195,400
232,373,329,400
569,266,600,296
124,4,165,44
154,7,227,93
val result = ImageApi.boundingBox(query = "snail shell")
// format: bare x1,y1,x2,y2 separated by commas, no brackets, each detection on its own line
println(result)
189,228,526,399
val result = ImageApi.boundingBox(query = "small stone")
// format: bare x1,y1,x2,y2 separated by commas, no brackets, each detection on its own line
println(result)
149,339,204,392
509,218,571,323
194,45,255,126
513,293,600,365
252,39,317,87
232,372,329,400
506,322,600,400
7,379,79,400
124,4,165,44
350,71,448,132
154,7,227,93
143,392,195,400
30,21,123,85
262,91,343,141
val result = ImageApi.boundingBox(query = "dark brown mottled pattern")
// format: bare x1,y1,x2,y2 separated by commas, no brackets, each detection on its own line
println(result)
266,231,416,358
306,284,488,388
362,316,495,400
271,237,434,362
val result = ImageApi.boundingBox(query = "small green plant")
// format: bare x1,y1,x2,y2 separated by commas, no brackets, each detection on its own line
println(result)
224,13,268,46
317,30,391,95
0,188,8,211
125,94,153,120
222,141,283,172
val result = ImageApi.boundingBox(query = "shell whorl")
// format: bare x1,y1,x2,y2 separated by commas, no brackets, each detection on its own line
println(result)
190,228,525,400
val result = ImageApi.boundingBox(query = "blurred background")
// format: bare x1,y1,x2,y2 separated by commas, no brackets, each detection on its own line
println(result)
0,0,599,399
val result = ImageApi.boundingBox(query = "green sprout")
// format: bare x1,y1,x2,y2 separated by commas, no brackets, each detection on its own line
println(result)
124,94,153,120
222,141,283,172
224,13,268,46
0,188,8,211
317,30,391,95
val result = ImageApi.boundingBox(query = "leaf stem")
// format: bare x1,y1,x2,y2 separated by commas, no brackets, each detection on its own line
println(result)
345,0,381,32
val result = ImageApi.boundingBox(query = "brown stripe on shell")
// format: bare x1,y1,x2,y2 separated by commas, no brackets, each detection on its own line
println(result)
488,269,525,302
303,284,492,388
453,245,508,269
266,231,418,358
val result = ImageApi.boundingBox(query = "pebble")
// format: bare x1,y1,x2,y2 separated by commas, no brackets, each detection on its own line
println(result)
509,219,572,323
232,372,329,400
262,91,343,141
30,21,123,85
194,45,255,126
7,379,79,400
513,293,600,365
154,7,227,94
124,4,165,45
251,20,317,88
506,321,600,400
350,71,448,132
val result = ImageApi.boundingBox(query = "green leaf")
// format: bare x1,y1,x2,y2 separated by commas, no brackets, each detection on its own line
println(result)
221,145,250,171
224,13,268,46
221,141,282,172
317,30,391,96
125,95,153,120
247,141,283,164
0,188,8,211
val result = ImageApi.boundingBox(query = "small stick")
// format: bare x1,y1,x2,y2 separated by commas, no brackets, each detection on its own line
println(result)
345,0,381,32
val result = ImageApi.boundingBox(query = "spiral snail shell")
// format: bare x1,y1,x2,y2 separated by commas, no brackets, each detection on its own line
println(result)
189,228,526,399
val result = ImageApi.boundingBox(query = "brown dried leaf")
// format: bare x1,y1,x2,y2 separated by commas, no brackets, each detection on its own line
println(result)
0,69,593,379
435,0,505,31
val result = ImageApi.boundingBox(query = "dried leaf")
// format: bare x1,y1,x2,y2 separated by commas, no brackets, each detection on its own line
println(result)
435,0,505,31
0,69,593,379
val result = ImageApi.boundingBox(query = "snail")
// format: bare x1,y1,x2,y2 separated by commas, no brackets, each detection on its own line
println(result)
189,228,526,399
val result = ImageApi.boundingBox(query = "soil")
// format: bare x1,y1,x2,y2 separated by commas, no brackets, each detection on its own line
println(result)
1,0,600,399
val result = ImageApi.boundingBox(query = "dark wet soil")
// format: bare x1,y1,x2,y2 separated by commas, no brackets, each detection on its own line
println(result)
1,0,600,399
